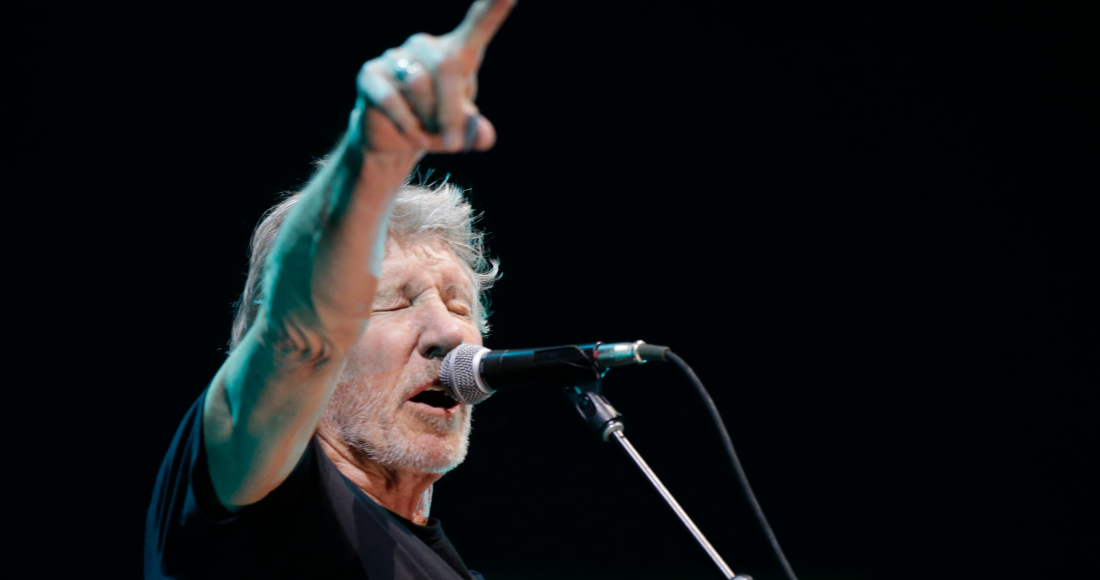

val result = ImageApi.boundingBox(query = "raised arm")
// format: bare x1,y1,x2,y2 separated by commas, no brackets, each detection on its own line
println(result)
201,0,515,511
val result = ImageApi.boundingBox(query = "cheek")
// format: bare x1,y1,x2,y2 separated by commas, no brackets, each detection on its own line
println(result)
463,327,483,347
345,316,420,377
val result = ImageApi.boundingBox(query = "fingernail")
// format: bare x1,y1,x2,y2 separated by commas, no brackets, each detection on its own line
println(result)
462,115,479,153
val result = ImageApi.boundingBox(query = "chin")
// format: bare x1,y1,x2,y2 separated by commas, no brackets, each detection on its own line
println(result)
393,405,472,473
369,422,470,474
345,414,472,474
324,383,473,474
403,432,471,474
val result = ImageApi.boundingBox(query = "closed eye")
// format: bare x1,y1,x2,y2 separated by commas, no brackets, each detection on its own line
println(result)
448,301,472,317
372,301,411,313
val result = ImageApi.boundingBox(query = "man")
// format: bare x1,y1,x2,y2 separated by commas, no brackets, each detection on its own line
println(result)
144,2,515,578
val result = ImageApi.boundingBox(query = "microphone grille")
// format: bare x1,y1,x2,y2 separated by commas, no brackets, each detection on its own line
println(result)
441,344,493,405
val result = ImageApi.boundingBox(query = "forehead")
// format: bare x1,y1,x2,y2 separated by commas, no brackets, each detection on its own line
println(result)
375,238,474,298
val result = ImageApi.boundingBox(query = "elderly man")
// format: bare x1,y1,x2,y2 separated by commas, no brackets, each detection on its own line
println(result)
144,2,515,578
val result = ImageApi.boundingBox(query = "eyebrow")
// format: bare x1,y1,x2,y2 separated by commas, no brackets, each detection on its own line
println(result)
443,282,475,303
372,283,410,304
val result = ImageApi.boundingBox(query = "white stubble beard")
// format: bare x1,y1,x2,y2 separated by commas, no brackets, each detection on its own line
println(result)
322,367,472,474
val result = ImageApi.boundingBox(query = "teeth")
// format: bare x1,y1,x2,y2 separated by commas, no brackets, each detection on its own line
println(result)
424,384,445,392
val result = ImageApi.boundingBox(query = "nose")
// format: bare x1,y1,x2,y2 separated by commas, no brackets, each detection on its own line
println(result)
416,297,467,361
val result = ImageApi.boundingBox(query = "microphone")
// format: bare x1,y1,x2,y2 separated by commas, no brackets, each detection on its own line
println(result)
440,341,669,404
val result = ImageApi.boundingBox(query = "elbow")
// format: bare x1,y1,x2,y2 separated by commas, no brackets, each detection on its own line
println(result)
254,311,348,370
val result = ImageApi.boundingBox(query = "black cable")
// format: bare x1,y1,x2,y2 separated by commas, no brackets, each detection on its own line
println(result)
666,351,799,580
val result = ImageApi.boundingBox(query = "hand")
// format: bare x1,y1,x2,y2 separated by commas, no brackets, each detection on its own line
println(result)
355,0,515,155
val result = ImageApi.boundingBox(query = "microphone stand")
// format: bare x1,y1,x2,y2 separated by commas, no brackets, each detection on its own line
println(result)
563,382,753,580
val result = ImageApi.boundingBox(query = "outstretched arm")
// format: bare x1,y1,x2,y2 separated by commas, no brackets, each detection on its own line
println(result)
201,0,515,511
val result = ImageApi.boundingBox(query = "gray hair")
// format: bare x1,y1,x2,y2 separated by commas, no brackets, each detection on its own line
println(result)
230,182,500,351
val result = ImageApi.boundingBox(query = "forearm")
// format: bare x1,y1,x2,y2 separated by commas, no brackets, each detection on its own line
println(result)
203,103,419,509
260,99,420,357
202,0,513,508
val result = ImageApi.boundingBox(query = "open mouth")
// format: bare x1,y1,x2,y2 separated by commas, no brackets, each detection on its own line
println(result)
409,389,460,410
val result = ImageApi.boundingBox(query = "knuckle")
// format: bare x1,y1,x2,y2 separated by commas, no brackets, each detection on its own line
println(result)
359,59,383,81
404,32,434,47
364,59,388,76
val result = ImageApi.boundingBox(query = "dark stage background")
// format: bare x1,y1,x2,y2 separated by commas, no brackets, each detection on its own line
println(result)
25,2,1094,578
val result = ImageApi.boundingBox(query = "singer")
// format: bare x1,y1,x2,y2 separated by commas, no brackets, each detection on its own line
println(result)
144,2,514,579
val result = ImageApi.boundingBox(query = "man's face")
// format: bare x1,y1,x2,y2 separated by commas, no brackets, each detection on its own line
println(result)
323,237,482,474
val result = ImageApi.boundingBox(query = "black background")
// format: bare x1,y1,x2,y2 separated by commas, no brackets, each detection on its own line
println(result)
24,2,1094,578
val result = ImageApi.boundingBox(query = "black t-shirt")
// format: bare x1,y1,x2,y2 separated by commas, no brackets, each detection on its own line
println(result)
145,391,484,580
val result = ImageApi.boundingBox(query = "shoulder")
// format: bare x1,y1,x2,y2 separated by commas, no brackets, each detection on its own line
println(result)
144,393,356,579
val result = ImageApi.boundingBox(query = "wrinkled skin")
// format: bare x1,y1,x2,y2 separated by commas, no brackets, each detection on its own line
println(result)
318,239,483,520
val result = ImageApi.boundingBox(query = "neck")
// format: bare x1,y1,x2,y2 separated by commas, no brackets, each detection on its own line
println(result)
317,431,441,525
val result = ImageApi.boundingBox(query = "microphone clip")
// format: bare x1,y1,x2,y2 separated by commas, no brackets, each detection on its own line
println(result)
563,382,624,442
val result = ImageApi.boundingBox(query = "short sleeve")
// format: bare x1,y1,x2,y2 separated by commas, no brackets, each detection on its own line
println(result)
143,390,361,580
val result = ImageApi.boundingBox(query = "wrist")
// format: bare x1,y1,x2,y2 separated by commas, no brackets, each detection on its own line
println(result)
349,96,427,168
358,150,421,189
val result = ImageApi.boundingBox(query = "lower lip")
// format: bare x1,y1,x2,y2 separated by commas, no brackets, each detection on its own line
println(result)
406,400,460,418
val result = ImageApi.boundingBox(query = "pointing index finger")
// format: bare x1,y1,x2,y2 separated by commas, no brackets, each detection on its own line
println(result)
450,0,516,54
